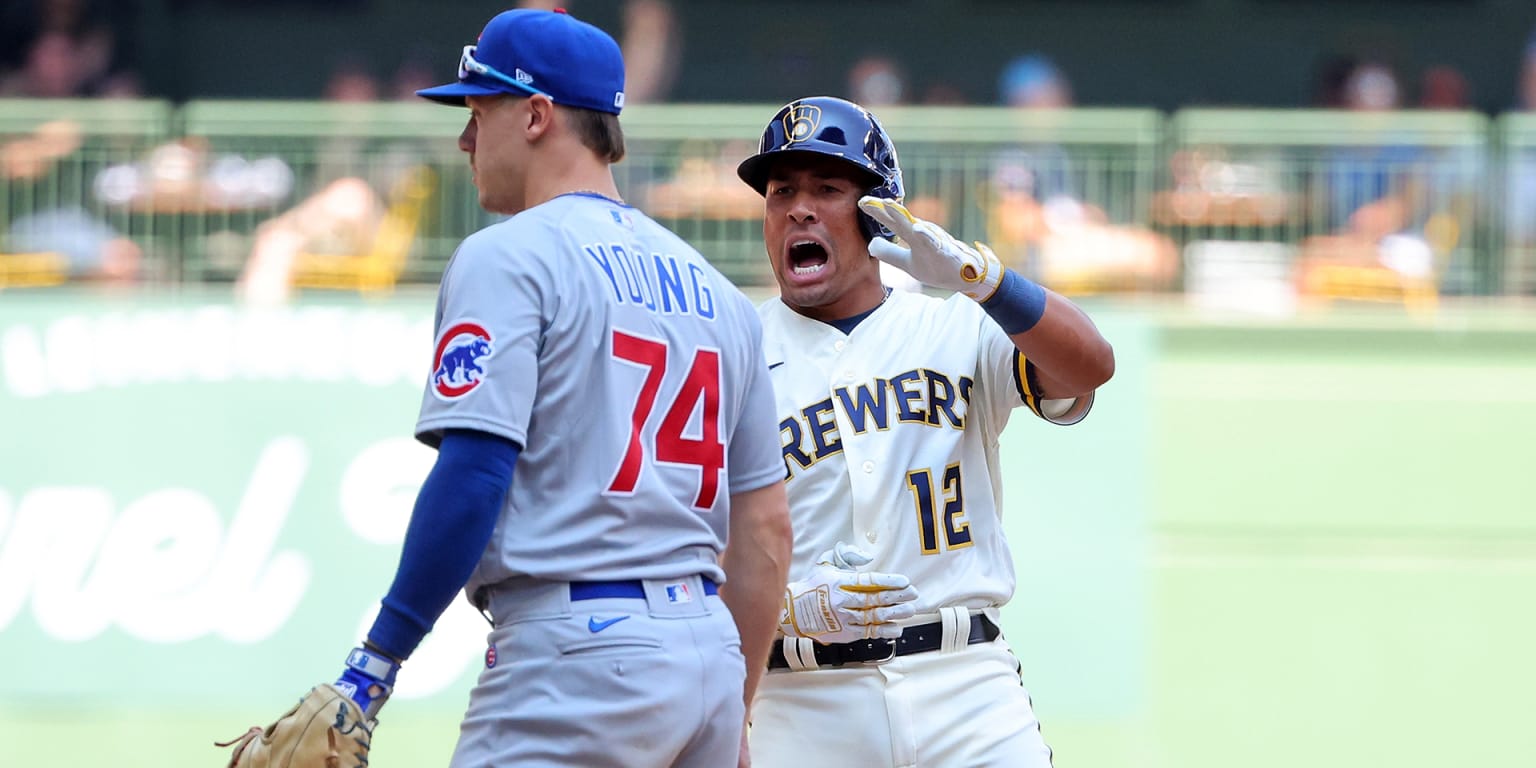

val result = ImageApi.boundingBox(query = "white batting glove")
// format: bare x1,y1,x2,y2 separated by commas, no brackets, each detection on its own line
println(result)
780,542,919,644
859,196,1005,302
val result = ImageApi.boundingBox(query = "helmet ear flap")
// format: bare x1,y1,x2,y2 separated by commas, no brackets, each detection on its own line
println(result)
859,157,904,242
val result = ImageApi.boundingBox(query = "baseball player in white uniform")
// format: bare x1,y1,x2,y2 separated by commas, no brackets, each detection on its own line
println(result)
737,97,1116,767
322,10,793,768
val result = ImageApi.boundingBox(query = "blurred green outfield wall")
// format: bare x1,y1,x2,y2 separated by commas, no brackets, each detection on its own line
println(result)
1,290,1533,767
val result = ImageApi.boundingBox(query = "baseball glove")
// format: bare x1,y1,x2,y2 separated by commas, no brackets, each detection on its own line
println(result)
216,684,374,768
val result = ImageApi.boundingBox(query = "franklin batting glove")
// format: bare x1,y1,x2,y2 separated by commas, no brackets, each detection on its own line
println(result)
859,196,1005,302
780,542,920,644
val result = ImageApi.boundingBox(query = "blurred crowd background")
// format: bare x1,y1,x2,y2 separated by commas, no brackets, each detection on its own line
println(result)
4,0,1536,309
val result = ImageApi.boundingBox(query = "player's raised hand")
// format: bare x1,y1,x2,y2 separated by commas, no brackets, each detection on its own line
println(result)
859,196,1004,302
780,542,919,644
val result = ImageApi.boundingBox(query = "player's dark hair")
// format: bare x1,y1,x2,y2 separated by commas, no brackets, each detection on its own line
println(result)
565,106,626,163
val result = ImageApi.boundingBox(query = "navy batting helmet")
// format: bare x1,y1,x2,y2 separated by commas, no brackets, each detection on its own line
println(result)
736,96,905,241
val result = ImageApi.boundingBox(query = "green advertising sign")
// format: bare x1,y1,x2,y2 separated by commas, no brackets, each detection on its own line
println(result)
0,290,1147,753
0,290,504,709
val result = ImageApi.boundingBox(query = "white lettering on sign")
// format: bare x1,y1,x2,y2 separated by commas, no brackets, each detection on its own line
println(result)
0,433,485,699
0,438,312,643
340,438,438,544
0,307,435,398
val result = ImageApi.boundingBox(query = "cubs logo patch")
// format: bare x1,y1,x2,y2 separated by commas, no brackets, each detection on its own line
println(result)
783,104,822,144
485,644,497,669
431,320,494,399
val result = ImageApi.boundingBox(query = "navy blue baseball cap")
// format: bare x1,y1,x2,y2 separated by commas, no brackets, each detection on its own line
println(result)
416,8,626,114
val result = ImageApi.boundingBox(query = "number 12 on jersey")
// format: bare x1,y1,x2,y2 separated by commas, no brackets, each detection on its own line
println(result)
607,329,725,510
906,464,973,554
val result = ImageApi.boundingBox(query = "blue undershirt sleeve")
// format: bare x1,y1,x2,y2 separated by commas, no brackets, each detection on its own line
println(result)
365,429,519,661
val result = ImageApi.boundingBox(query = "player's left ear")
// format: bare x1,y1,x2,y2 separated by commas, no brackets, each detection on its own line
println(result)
525,94,557,141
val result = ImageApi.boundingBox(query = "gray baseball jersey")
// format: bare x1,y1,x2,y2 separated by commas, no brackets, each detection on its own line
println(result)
758,289,1091,614
415,192,783,597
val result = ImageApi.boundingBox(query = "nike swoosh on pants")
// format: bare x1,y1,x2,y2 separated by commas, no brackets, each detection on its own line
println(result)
588,615,631,633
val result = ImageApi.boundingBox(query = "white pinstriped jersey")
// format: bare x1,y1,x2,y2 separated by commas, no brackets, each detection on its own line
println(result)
415,193,783,599
759,289,1088,614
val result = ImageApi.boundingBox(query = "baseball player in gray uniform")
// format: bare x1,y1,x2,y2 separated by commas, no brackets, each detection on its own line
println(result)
738,97,1116,767
324,9,793,767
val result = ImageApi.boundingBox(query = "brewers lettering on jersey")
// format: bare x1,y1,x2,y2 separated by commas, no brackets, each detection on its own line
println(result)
263,10,793,768
736,96,1115,768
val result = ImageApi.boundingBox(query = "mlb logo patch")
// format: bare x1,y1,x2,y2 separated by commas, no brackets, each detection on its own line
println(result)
664,582,693,604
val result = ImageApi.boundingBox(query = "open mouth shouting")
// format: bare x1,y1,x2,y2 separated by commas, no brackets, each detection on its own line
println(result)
785,237,830,280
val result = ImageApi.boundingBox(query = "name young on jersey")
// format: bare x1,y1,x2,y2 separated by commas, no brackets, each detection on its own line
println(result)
779,367,972,478
585,242,716,319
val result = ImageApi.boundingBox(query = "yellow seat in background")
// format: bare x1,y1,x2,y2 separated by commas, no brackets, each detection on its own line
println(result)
1303,262,1439,314
0,251,68,288
290,165,437,296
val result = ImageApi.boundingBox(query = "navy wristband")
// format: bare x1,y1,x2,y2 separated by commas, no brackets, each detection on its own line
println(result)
981,269,1048,334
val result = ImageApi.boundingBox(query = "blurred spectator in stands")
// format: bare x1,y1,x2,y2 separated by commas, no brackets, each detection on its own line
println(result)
643,138,764,220
1418,65,1471,110
235,61,433,303
1001,54,1072,109
389,54,437,102
848,56,908,107
1,119,142,282
1507,33,1536,260
1323,61,1417,239
995,54,1077,207
1342,61,1400,111
0,0,140,97
1294,60,1460,301
985,53,1177,293
322,56,380,102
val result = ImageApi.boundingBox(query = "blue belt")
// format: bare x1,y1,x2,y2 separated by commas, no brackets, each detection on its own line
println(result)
570,578,718,601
